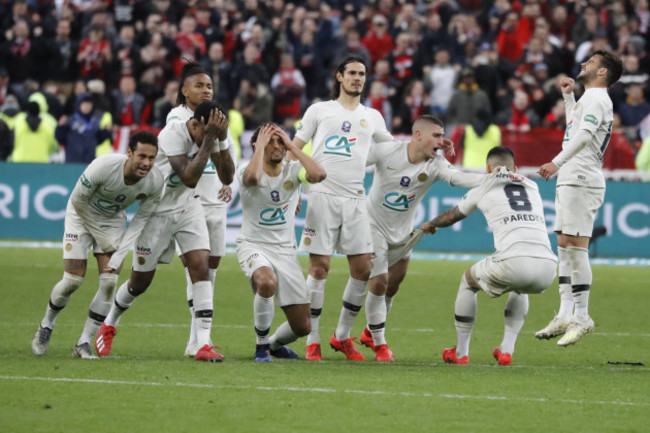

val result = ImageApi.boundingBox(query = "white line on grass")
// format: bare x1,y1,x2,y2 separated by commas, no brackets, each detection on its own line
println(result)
1,375,647,407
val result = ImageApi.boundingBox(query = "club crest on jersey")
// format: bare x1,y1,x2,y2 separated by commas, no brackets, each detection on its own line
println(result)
259,204,289,226
400,176,411,187
418,173,428,182
360,119,368,128
341,121,351,133
324,135,357,157
382,192,416,212
284,181,294,191
270,190,280,202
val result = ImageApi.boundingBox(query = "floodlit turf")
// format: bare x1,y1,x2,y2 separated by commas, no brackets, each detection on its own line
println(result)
1,246,648,433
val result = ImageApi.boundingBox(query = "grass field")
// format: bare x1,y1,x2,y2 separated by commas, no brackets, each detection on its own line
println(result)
1,246,648,433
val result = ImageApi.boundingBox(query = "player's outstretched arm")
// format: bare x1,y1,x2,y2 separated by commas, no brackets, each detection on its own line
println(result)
280,126,326,183
421,206,467,233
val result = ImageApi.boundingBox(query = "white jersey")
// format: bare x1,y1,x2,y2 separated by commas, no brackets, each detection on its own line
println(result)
153,118,219,214
367,140,483,244
67,154,164,267
295,100,393,198
556,88,613,188
457,167,556,262
236,160,303,248
166,104,236,207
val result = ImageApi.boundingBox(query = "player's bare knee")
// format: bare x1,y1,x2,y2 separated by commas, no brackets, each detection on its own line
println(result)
290,318,311,337
253,276,277,298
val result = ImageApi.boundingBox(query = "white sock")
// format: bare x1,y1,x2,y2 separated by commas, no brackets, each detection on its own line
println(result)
41,272,84,329
557,247,573,318
500,292,529,354
566,246,592,318
192,280,213,346
385,295,394,315
365,292,387,346
306,275,326,345
78,273,118,345
184,267,197,345
254,294,274,345
105,281,138,327
270,321,298,350
335,277,367,340
454,274,477,358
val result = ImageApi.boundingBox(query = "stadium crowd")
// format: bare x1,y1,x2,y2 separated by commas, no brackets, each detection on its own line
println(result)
0,0,648,170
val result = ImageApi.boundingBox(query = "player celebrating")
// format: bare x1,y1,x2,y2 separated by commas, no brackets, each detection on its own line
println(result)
358,115,483,361
237,123,326,361
421,146,557,366
536,50,623,346
164,62,237,358
95,101,234,362
31,131,163,359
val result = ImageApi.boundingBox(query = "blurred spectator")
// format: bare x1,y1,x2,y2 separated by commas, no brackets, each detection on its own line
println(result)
200,41,233,103
63,79,89,116
445,67,491,129
636,136,650,177
364,80,392,131
472,42,501,114
571,6,601,49
425,48,457,115
174,14,207,75
270,53,306,124
392,79,428,134
619,84,650,141
0,114,11,160
55,93,111,164
1,19,36,85
386,32,416,94
230,43,270,94
36,18,79,90
461,108,501,169
542,98,567,130
0,0,31,37
140,32,171,92
367,58,400,108
495,9,534,65
233,78,273,130
152,79,179,128
0,68,18,108
86,78,114,158
111,75,148,127
334,28,371,73
417,13,450,68
496,89,540,133
113,24,141,83
77,25,113,81
361,14,393,66
9,101,58,163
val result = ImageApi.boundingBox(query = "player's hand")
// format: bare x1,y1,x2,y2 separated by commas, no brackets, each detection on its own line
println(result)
218,185,232,203
420,222,437,234
255,124,275,150
204,109,228,142
436,137,455,156
559,77,575,94
272,125,294,151
102,266,118,274
538,162,559,181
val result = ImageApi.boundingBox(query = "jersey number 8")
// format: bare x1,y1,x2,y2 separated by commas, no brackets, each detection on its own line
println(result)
504,184,532,211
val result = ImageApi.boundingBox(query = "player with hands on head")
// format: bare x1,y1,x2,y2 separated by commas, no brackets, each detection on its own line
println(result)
95,101,234,362
421,146,557,366
535,50,623,346
31,131,163,359
237,123,325,361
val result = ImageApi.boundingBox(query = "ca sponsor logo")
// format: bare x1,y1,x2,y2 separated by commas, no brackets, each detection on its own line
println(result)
259,204,289,226
324,135,357,157
382,192,416,212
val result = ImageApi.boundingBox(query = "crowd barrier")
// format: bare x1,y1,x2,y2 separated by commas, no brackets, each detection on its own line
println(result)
1,162,648,258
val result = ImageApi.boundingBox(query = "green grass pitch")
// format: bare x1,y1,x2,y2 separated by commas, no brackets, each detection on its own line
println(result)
1,246,648,433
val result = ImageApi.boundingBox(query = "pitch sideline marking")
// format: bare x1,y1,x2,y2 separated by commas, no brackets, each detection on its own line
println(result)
1,375,647,407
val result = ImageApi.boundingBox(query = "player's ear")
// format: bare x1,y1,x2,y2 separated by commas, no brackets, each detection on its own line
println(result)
486,163,494,173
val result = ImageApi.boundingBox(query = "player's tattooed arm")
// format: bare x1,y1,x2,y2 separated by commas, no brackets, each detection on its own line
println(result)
420,206,466,234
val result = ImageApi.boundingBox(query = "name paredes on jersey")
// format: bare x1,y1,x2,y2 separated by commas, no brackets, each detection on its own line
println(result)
502,213,545,225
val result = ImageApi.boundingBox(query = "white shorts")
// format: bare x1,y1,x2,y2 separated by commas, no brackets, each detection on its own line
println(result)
133,201,210,272
204,205,227,257
470,256,557,298
299,192,373,256
369,230,411,279
554,185,605,237
237,240,309,307
62,210,125,260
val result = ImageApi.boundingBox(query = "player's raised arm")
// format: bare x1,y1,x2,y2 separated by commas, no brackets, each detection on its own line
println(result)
279,126,326,183
242,124,275,186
